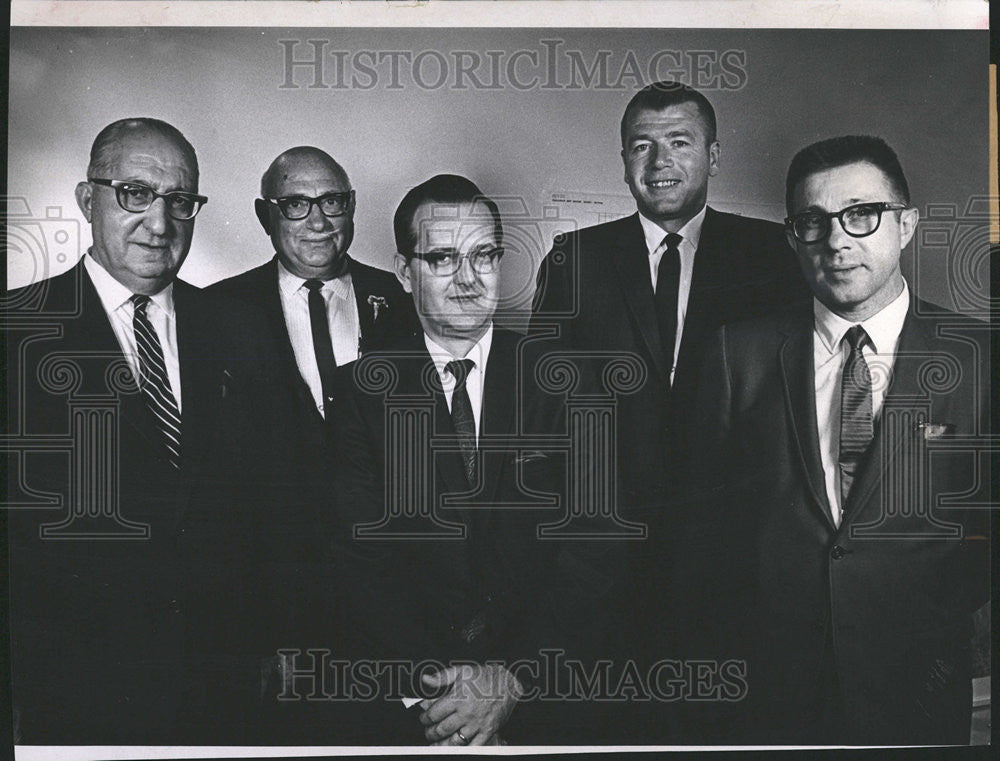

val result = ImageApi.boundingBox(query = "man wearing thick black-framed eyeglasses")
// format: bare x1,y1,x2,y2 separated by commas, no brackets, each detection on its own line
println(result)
685,135,988,745
7,117,290,744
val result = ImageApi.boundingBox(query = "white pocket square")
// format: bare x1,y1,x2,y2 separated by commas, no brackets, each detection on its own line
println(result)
918,422,954,439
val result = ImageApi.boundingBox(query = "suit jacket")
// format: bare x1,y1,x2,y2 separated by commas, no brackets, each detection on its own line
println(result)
682,298,990,745
531,208,808,739
532,208,807,507
6,261,290,744
208,254,419,443
329,329,625,744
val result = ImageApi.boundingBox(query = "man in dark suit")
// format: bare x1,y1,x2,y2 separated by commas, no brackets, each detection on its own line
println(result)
685,135,989,744
332,175,622,746
210,146,418,431
533,80,806,508
207,149,419,722
5,118,289,743
531,80,808,739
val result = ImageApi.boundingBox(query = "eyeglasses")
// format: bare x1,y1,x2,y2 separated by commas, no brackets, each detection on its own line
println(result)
262,191,355,220
408,247,504,276
785,202,908,244
88,178,207,220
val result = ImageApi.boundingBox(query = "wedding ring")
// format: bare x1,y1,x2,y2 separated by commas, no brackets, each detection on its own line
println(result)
456,730,470,745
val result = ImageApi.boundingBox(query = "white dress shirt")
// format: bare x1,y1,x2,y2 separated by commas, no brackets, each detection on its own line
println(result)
276,259,360,416
84,252,182,411
424,324,494,443
813,281,910,526
639,205,707,384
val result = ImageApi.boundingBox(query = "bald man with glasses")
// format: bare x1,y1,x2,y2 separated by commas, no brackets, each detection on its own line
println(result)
7,117,288,743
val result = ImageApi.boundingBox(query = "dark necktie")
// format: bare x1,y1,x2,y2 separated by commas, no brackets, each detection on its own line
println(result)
655,233,683,376
304,279,337,419
130,294,182,470
445,358,477,486
839,325,874,511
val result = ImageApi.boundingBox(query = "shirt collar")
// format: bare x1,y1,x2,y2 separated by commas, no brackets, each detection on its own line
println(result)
813,280,910,355
638,205,707,257
276,256,353,301
424,323,495,382
84,250,175,318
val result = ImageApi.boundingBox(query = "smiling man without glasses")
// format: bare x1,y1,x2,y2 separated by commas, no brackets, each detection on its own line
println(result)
531,80,808,743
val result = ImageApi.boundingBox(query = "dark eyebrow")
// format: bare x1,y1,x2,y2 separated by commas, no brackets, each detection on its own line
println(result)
120,178,195,196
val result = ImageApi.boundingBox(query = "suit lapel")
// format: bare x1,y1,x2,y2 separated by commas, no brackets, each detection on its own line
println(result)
778,313,837,530
73,264,163,451
841,307,933,526
262,257,322,421
350,258,379,354
478,332,517,513
676,208,726,388
174,282,220,480
609,214,668,379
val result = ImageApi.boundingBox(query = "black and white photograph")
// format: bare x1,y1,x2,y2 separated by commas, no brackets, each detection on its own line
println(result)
3,0,994,756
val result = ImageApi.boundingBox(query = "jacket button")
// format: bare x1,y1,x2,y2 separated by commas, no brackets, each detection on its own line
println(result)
830,545,846,560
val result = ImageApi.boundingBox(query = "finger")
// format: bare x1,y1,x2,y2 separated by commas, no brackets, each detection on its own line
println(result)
468,728,490,746
418,697,457,726
421,665,461,689
423,712,466,742
448,726,480,746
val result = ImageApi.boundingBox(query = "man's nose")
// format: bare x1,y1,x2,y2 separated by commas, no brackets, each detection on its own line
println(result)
652,142,673,168
453,254,479,284
305,202,330,230
141,196,171,235
825,214,853,249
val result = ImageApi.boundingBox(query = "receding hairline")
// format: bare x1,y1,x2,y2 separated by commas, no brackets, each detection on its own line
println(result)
260,147,351,197
87,118,200,187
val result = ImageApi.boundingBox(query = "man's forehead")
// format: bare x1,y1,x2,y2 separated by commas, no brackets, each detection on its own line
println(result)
793,161,895,208
626,103,706,134
111,133,196,182
413,202,496,249
272,157,349,193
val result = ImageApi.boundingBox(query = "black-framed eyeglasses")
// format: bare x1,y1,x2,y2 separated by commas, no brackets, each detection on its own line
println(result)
785,202,908,244
262,191,355,220
408,246,504,276
88,178,207,220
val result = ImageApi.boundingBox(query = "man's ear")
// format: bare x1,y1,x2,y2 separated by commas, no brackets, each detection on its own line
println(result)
708,140,721,178
899,206,919,249
75,181,93,223
254,199,273,235
785,229,798,252
393,252,413,294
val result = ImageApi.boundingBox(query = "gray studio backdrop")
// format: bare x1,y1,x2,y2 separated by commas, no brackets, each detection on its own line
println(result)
7,27,989,323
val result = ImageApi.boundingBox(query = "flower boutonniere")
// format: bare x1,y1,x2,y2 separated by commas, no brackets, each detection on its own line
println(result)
368,294,388,322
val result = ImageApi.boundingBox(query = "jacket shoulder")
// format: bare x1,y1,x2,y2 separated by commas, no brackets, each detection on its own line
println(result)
205,259,274,300
6,265,88,314
558,214,639,247
349,259,406,297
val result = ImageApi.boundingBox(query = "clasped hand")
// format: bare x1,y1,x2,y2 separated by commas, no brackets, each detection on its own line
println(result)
418,663,523,746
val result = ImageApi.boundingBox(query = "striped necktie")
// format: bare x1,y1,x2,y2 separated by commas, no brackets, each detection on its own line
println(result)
445,358,477,486
838,324,873,512
131,294,182,470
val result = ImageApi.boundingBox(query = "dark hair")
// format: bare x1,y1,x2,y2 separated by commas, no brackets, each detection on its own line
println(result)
87,117,199,186
785,135,910,212
393,174,502,256
620,80,717,146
